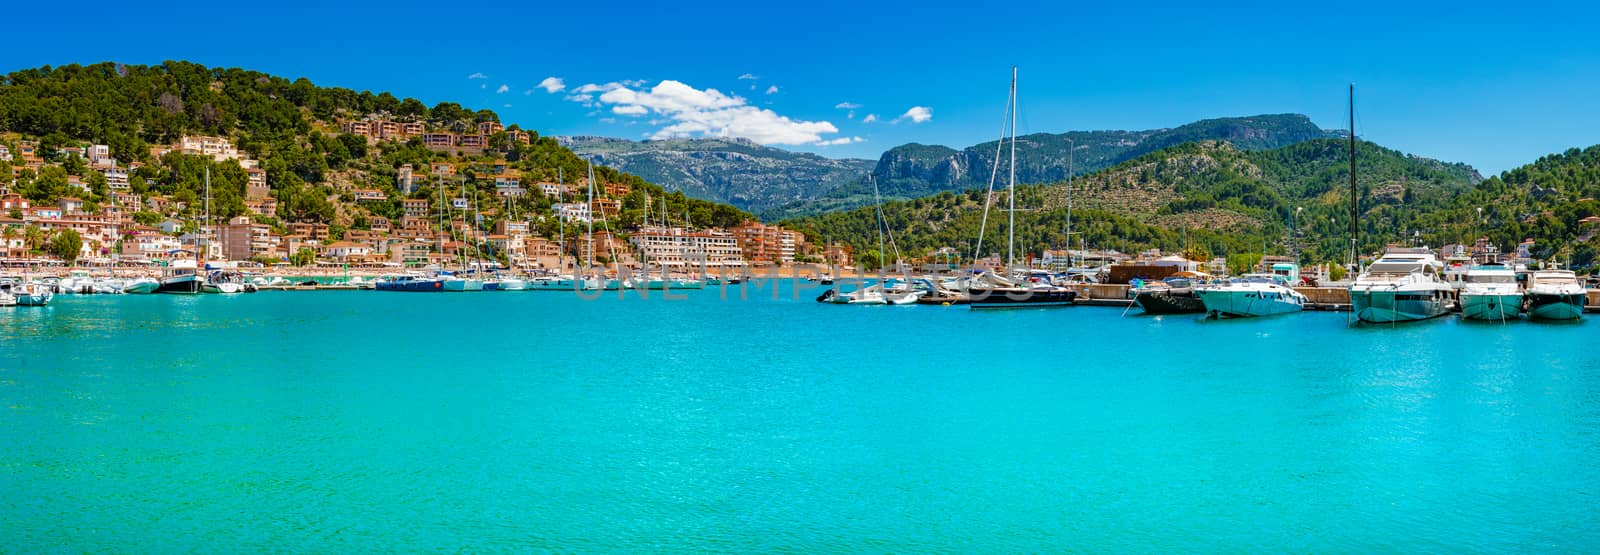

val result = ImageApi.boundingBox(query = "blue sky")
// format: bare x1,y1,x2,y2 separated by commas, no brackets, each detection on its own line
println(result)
3,1,1598,174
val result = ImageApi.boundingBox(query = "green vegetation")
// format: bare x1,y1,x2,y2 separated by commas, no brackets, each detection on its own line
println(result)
0,61,754,238
784,137,1600,271
47,228,81,264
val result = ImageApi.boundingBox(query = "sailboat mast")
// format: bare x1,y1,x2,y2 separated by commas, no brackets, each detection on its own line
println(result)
1067,136,1073,269
585,162,594,270
874,176,885,271
203,166,210,265
1007,65,1017,270
1348,84,1358,270
556,167,565,273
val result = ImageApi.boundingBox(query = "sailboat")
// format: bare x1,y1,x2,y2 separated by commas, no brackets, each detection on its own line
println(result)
529,167,581,291
966,66,1077,309
817,176,924,305
441,177,484,291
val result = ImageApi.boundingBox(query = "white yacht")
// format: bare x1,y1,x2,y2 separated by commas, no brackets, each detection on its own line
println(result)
1525,269,1585,321
1348,247,1454,323
1196,269,1307,318
1458,264,1522,321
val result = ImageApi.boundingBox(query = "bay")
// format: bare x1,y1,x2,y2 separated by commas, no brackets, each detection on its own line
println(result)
3,287,1597,552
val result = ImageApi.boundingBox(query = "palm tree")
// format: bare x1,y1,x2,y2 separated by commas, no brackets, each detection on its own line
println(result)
1,225,18,254
23,225,46,254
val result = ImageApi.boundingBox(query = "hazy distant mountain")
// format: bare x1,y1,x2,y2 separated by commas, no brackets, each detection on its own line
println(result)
558,136,876,213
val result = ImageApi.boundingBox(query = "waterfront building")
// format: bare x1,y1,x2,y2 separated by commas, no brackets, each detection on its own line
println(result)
630,226,746,269
219,216,276,261
730,221,801,266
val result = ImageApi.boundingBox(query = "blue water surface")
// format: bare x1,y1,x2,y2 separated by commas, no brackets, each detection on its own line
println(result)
3,286,1597,552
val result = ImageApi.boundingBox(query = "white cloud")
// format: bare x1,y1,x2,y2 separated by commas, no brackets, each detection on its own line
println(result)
566,79,840,145
765,85,779,95
503,103,512,108
896,106,932,124
495,84,510,94
599,117,617,124
467,72,488,79
738,73,758,80
862,114,879,123
480,83,487,89
834,102,861,109
815,136,865,146
574,82,626,93
537,77,566,93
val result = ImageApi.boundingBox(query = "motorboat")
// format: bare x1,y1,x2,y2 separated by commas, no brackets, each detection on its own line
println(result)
1348,247,1453,323
1133,273,1209,315
1196,272,1307,318
156,259,205,294
12,282,53,306
123,277,160,294
1525,269,1585,321
1458,263,1522,321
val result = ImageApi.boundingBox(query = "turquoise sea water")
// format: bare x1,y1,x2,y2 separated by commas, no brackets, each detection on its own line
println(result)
4,285,1599,552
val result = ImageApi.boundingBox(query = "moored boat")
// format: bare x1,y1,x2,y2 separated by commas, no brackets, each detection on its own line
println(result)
1133,274,1208,315
1196,270,1307,318
374,275,446,292
1348,248,1453,323
528,275,580,291
1458,263,1522,321
12,282,54,306
123,277,160,294
156,260,205,294
1525,269,1585,321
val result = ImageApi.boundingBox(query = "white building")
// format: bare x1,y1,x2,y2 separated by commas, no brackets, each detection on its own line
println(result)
177,136,240,162
553,203,591,223
630,226,746,268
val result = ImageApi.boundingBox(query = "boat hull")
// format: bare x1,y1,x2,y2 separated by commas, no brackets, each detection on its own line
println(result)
13,286,52,306
442,279,484,292
967,287,1077,309
1134,289,1206,315
1459,292,1522,320
123,280,160,294
156,275,204,294
1526,293,1584,321
1197,288,1304,318
1350,289,1451,323
202,282,243,294
375,279,446,292
528,278,579,291
498,279,527,291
